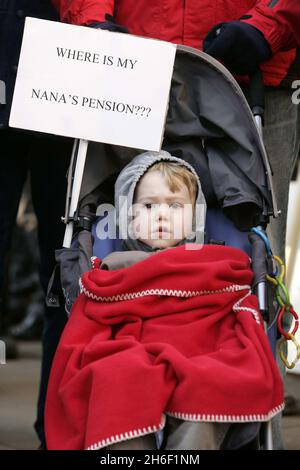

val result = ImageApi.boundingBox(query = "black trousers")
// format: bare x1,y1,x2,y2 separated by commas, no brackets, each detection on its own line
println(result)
0,128,72,446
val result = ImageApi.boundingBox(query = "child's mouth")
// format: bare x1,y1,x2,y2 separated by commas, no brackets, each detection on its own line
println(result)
158,226,169,233
152,227,171,239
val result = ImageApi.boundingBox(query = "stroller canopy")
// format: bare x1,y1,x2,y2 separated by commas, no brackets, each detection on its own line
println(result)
77,46,276,231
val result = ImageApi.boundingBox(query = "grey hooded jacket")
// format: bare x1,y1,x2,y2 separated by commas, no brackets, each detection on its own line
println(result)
114,150,207,252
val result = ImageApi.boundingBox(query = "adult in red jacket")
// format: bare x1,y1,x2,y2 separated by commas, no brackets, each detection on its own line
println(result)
52,1,299,447
52,0,298,86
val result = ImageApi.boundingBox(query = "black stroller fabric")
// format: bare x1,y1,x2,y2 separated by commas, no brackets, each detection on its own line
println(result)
54,230,93,315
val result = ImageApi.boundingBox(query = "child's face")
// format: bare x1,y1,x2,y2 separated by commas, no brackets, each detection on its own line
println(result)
131,170,194,249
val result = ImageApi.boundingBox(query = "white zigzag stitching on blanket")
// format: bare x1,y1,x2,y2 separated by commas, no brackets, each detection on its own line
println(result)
90,256,98,269
79,277,251,302
166,403,284,423
233,290,261,324
86,414,166,450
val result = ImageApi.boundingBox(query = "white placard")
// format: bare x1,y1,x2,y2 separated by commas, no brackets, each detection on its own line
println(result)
9,17,176,151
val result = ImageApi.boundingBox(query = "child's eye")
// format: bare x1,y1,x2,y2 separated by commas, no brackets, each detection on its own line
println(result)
170,202,182,209
144,203,152,209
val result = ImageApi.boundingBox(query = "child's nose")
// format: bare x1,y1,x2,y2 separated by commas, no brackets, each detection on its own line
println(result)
156,204,169,220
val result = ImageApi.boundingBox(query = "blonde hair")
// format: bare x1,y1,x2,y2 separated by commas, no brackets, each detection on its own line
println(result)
147,161,198,202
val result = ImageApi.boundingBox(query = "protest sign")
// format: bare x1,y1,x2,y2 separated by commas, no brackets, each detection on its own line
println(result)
9,17,176,151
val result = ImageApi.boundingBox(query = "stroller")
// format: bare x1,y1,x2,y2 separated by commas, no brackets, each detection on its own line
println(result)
48,45,292,449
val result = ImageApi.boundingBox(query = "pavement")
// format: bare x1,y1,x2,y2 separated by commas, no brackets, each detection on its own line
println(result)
282,369,300,450
0,341,299,450
0,341,40,450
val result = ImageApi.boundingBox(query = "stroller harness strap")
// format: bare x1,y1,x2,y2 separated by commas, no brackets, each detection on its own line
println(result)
45,244,284,450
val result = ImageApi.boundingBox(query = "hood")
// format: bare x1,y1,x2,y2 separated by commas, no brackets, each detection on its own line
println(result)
115,150,206,252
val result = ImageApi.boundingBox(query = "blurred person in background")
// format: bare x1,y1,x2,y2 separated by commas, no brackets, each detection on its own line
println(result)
6,181,44,342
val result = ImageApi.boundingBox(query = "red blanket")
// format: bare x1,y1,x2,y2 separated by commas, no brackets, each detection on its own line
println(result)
45,245,283,450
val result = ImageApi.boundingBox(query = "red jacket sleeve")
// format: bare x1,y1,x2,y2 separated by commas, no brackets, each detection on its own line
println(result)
273,0,300,48
52,0,115,25
242,0,299,53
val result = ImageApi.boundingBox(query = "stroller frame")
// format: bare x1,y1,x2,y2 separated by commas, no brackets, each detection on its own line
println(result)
60,45,281,450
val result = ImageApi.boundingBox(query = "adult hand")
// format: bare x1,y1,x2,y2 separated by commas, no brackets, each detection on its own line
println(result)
203,21,272,75
88,14,128,33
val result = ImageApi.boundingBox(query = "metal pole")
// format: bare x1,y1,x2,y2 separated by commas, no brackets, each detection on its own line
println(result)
265,421,273,450
63,139,89,248
253,110,274,449
254,115,263,137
